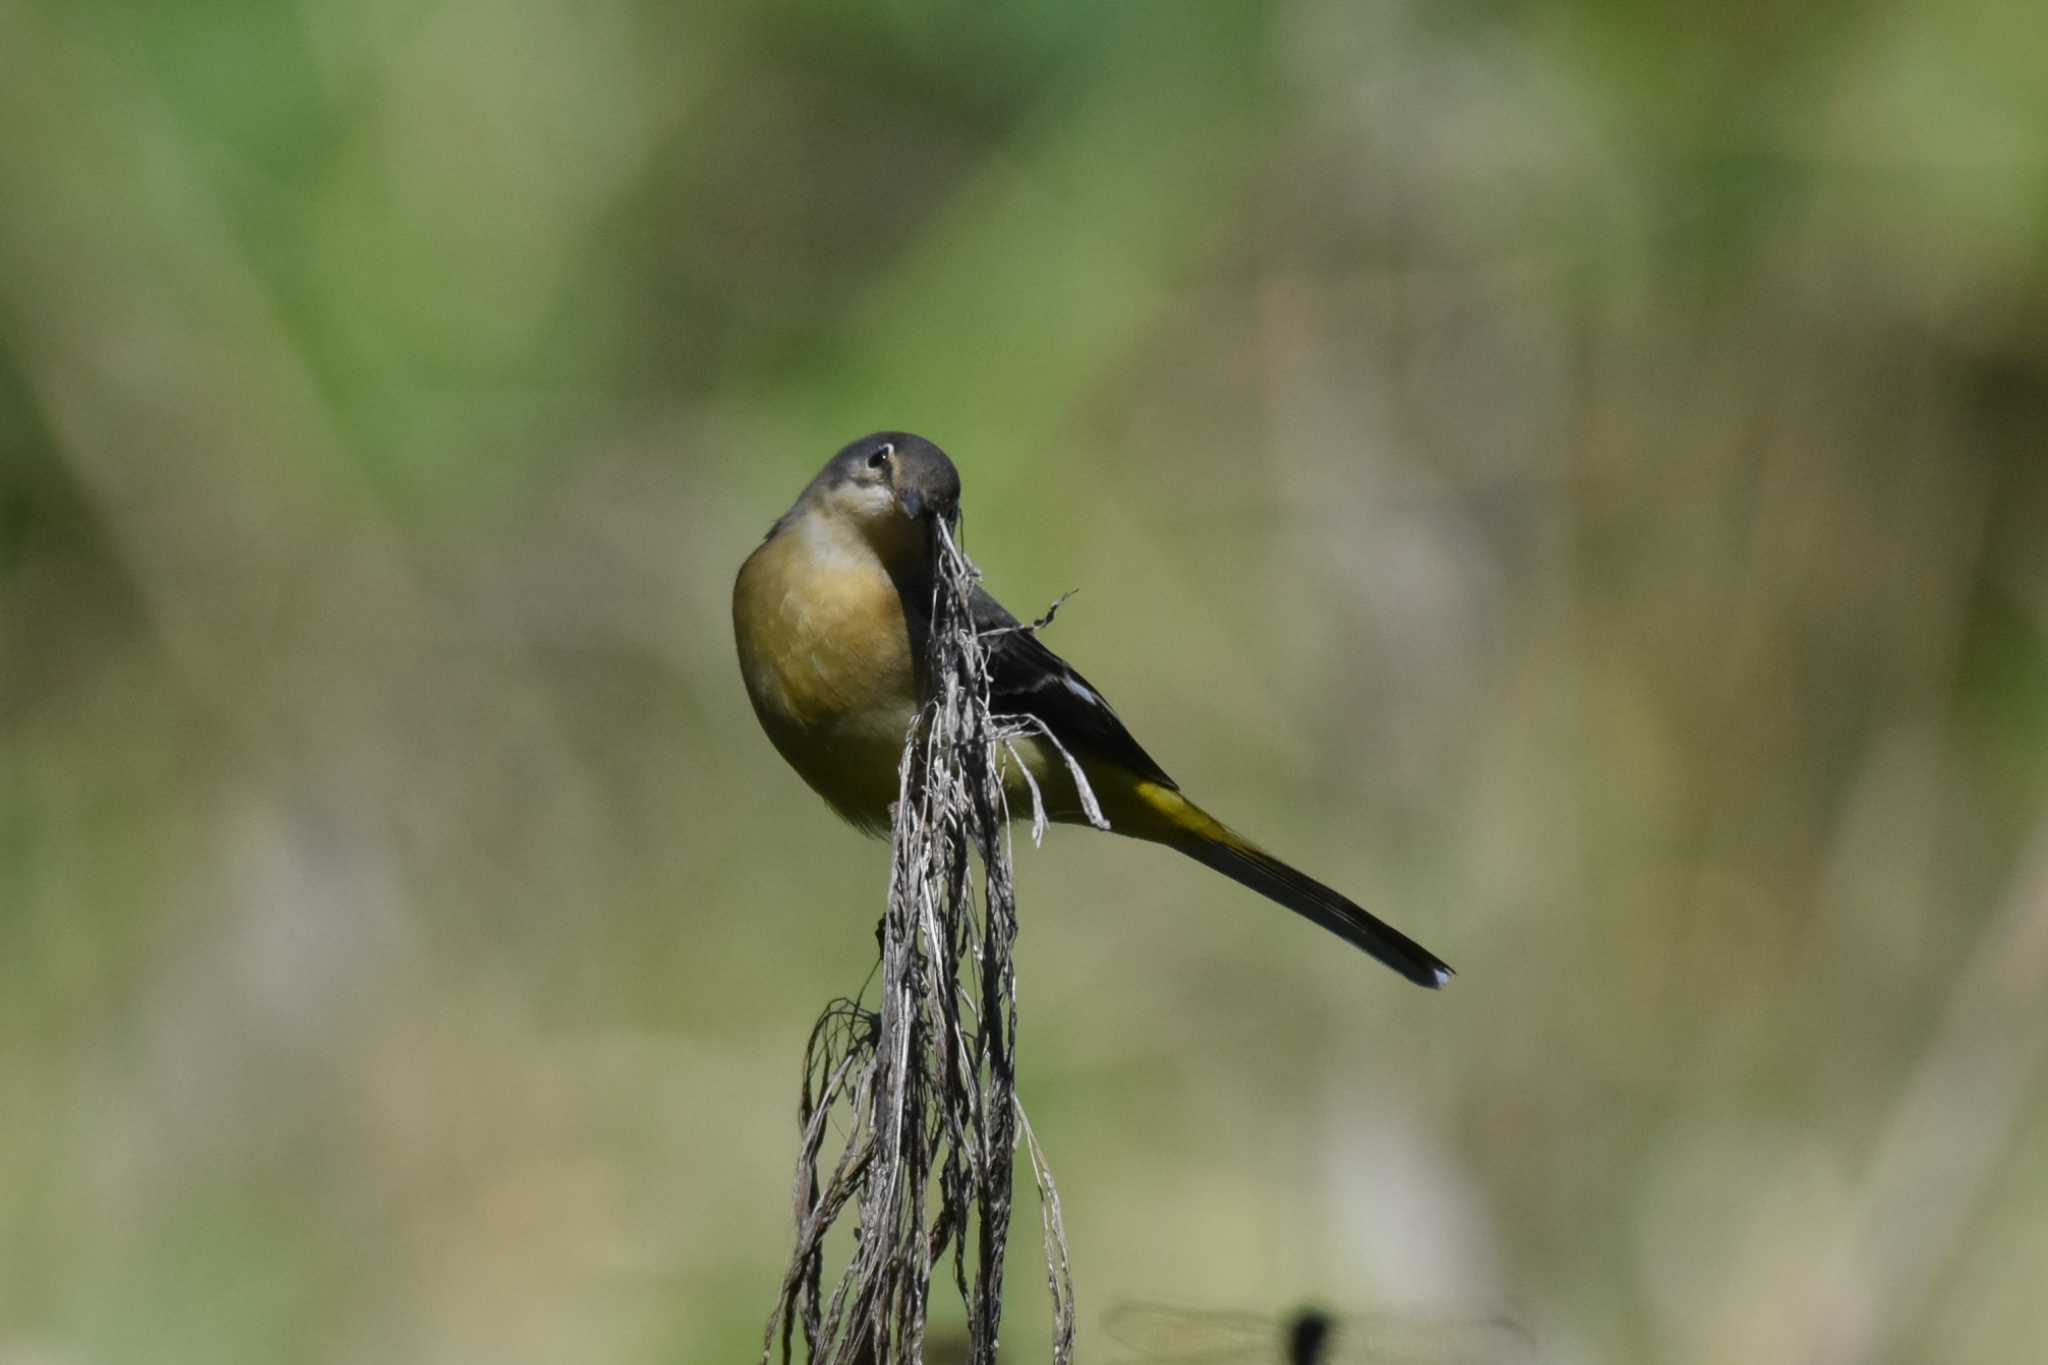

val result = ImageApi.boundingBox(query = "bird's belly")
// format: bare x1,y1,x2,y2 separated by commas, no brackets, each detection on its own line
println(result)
797,701,922,832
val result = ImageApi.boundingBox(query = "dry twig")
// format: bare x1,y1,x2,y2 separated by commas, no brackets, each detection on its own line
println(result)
764,520,1078,1365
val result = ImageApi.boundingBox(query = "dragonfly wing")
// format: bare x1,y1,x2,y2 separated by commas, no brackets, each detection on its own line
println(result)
1102,1303,1280,1363
1326,1313,1535,1364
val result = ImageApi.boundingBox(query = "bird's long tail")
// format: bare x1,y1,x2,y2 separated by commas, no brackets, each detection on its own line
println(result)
1117,781,1453,989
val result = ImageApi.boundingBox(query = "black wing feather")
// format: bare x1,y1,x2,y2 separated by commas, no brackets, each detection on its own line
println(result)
970,587,1178,792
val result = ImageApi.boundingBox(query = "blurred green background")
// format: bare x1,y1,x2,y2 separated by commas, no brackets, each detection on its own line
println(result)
5,0,2048,1361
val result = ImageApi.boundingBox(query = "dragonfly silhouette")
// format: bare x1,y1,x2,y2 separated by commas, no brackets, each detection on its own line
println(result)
1104,1303,1533,1364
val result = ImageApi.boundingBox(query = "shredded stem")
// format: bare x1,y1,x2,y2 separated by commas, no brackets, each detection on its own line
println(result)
764,520,1080,1365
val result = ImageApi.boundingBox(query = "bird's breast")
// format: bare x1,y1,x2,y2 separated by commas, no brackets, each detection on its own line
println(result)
733,527,922,831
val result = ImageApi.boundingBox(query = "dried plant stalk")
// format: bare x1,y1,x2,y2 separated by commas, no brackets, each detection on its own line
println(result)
764,520,1077,1365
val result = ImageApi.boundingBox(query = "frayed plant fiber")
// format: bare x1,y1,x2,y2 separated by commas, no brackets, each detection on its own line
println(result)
763,519,1079,1365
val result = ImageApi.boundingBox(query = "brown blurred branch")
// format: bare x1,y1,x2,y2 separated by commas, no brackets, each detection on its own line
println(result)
1803,819,2048,1364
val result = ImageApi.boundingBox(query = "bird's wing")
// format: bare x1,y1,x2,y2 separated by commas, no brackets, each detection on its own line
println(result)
970,586,1178,792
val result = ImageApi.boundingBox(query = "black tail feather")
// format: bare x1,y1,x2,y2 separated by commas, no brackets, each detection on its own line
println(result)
1182,837,1453,988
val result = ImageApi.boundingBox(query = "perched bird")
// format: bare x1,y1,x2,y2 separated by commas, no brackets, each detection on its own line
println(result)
732,432,1451,988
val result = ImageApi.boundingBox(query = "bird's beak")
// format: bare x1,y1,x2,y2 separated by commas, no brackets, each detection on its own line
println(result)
897,483,959,526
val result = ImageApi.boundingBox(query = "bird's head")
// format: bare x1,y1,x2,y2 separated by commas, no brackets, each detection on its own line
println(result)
803,431,961,559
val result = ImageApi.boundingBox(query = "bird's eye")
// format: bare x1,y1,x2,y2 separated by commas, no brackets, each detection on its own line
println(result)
867,443,894,471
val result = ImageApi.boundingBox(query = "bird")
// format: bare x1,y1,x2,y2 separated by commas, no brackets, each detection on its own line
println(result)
731,432,1451,988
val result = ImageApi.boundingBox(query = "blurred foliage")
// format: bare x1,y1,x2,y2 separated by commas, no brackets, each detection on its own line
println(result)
4,0,2048,1361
